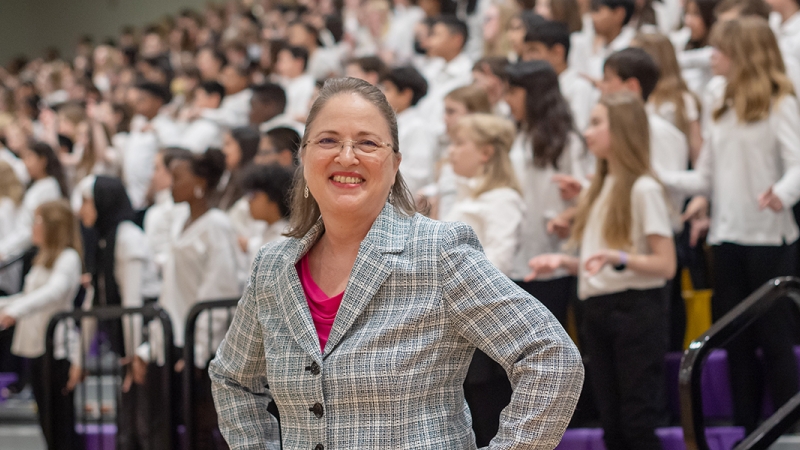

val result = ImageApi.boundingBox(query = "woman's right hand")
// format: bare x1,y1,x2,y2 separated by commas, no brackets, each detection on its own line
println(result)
525,254,566,282
121,355,148,392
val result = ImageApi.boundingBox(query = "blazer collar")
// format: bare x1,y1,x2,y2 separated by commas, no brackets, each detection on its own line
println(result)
275,203,411,361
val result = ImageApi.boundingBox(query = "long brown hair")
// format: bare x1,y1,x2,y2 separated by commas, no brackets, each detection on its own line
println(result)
633,32,699,137
452,113,521,197
0,161,24,205
571,93,661,250
710,16,795,122
285,78,417,239
33,200,83,269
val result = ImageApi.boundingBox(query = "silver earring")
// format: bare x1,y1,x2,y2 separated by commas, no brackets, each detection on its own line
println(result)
388,190,393,203
194,186,204,199
304,186,309,199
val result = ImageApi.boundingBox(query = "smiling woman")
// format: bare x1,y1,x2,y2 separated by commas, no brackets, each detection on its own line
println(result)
209,77,584,450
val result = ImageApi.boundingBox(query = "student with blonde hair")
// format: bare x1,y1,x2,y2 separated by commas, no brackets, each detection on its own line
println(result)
0,200,83,450
0,161,25,295
662,16,800,434
632,32,704,163
528,92,676,450
444,113,523,276
443,113,524,445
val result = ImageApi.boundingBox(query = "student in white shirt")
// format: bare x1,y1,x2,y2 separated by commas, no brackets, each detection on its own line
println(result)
239,164,294,263
673,0,718,96
0,142,67,263
441,112,523,446
178,81,226,154
218,126,260,212
201,64,253,129
0,200,83,450
416,15,475,127
275,46,317,122
249,83,305,136
601,48,690,217
471,56,512,118
256,127,302,168
131,148,243,448
522,19,599,132
505,60,592,326
124,82,181,210
528,92,676,450
143,148,182,275
662,17,800,433
381,66,439,195
287,20,342,80
75,175,160,449
632,33,704,164
581,0,637,79
768,0,800,82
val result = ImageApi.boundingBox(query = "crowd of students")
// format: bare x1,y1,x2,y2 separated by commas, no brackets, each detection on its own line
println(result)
0,0,800,447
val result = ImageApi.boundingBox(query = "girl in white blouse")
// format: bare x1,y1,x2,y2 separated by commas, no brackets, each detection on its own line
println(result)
444,113,523,276
132,148,243,450
0,142,67,263
662,16,800,433
505,59,593,325
442,112,525,446
0,200,83,450
528,92,676,450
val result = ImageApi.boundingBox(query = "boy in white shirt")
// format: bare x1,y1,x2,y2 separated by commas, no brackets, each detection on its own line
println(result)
249,83,305,136
286,20,342,80
178,81,225,153
201,64,252,128
381,66,439,195
522,19,599,131
274,46,316,122
416,15,474,128
580,0,637,79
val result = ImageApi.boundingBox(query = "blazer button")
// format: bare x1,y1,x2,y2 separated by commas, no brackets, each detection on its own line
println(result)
305,361,320,375
314,445,324,450
309,402,324,418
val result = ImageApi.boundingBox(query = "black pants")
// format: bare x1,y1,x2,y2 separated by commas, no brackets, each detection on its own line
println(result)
712,242,799,433
582,288,669,450
514,277,574,328
463,350,512,447
117,362,177,450
30,356,78,450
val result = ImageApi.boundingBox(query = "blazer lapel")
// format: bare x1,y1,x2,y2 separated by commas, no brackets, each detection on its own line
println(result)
323,203,409,357
275,220,326,362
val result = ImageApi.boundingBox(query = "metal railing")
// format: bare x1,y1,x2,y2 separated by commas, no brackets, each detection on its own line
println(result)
182,298,239,450
679,276,800,450
43,303,175,450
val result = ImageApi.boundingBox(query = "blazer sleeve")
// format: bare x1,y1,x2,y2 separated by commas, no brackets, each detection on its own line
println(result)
439,222,584,450
209,248,280,450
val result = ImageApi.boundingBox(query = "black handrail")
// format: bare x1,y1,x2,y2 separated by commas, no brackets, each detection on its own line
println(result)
182,298,239,450
679,276,800,450
43,304,175,450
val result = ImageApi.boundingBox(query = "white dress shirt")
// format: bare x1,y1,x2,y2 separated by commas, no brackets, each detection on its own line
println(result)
509,132,594,280
578,175,673,299
648,111,690,226
179,115,225,154
259,113,305,136
559,67,599,132
0,148,29,185
247,218,289,265
0,248,81,359
201,89,253,129
279,74,316,121
385,5,426,64
396,107,440,195
672,29,714,97
661,95,800,246
417,53,474,127
145,208,244,368
444,180,524,276
0,177,62,260
123,113,181,209
770,11,800,92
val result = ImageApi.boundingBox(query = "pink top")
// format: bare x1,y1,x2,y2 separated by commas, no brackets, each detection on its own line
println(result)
296,254,345,351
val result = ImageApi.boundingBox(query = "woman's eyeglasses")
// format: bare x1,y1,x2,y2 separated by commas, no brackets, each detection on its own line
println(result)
305,137,393,155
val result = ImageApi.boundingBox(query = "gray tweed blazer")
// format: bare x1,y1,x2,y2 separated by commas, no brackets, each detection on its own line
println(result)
209,203,584,450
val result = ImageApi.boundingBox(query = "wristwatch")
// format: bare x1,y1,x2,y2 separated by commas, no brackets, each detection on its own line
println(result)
613,251,628,271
